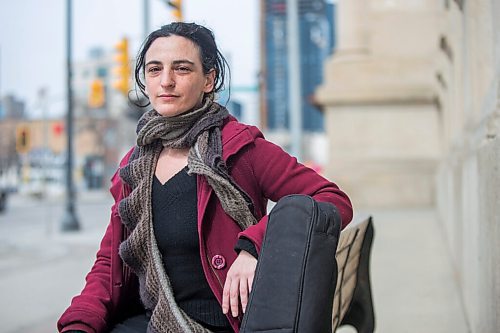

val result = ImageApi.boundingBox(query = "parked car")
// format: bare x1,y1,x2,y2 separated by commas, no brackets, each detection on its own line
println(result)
0,166,18,213
0,190,7,213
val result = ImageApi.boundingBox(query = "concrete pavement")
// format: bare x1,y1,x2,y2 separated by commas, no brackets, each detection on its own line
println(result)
364,209,469,333
0,191,469,332
0,190,112,333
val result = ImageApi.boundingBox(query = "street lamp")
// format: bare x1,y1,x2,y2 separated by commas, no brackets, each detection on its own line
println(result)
61,0,80,231
287,0,303,161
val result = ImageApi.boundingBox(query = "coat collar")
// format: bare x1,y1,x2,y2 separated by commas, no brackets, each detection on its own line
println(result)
221,116,262,162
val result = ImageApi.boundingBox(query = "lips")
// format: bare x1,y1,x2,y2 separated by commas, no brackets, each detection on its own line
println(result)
157,94,178,102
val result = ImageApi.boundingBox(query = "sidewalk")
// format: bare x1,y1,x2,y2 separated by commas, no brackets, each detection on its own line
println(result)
0,192,469,332
0,190,113,333
365,209,469,333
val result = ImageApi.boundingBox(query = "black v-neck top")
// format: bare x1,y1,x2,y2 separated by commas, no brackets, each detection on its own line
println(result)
151,167,230,328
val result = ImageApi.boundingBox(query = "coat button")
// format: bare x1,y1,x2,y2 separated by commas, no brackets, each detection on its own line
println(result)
211,255,226,270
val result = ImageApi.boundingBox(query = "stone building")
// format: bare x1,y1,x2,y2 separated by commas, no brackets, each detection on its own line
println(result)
316,0,499,332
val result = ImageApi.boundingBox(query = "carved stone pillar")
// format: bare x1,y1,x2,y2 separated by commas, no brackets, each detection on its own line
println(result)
316,0,441,208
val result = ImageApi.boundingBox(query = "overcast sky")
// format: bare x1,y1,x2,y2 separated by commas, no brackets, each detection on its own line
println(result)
0,0,259,117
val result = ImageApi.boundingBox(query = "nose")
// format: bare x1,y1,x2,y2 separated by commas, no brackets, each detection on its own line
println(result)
160,69,175,88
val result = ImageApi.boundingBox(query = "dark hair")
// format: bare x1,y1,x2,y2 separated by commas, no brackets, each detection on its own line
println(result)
133,22,230,103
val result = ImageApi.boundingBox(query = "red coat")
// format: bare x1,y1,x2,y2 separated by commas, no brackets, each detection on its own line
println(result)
58,117,353,333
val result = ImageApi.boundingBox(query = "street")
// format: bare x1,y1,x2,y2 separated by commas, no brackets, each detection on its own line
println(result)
0,191,469,333
0,190,112,333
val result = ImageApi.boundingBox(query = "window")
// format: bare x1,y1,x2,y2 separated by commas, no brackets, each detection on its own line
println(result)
97,66,108,79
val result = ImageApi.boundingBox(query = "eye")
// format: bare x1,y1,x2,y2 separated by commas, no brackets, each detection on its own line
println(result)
174,66,191,73
147,66,161,74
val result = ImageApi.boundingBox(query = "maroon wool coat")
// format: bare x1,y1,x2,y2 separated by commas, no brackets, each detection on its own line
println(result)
58,117,353,333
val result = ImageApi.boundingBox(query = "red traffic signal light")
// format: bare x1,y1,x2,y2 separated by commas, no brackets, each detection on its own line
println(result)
52,122,64,136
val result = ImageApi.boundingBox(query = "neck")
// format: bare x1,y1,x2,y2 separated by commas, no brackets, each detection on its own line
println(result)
164,147,189,158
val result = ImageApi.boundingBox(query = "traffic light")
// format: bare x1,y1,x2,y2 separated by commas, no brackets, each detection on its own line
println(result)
168,0,183,21
113,37,131,96
88,78,105,108
16,126,31,153
52,122,64,136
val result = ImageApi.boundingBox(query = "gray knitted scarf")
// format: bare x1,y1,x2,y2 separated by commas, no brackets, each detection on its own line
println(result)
118,99,257,333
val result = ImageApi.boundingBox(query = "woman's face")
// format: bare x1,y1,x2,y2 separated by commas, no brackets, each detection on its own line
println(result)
144,35,215,117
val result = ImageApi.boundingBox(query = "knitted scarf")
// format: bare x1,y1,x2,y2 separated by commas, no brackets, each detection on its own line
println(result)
118,99,257,333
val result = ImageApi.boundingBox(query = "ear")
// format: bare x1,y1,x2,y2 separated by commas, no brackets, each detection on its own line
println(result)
203,69,216,93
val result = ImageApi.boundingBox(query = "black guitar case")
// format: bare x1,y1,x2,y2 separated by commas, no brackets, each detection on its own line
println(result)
240,194,341,333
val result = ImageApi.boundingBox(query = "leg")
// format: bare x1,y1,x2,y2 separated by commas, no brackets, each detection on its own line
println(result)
109,314,149,333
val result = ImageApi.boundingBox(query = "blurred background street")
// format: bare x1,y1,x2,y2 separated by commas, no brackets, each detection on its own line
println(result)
0,190,468,333
1,0,499,332
0,190,111,333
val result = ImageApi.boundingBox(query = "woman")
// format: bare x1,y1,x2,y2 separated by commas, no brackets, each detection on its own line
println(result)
58,22,353,333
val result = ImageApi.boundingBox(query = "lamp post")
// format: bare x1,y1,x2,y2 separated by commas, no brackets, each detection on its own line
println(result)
287,0,303,161
144,0,150,38
61,0,80,231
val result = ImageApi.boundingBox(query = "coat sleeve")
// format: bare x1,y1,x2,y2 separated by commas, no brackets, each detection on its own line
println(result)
237,136,353,254
58,149,134,333
57,214,115,333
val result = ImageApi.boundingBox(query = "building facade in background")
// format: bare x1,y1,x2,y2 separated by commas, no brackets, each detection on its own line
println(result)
263,0,335,132
0,95,26,171
58,46,141,188
317,0,500,332
0,45,136,193
1,95,26,120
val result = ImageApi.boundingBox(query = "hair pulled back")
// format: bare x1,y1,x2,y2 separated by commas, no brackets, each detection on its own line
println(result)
134,22,230,102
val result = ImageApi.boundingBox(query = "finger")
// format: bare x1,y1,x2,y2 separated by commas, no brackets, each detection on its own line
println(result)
230,277,240,317
240,277,249,313
222,276,231,314
248,273,254,294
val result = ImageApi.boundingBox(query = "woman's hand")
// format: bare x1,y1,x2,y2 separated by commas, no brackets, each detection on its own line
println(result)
222,250,257,317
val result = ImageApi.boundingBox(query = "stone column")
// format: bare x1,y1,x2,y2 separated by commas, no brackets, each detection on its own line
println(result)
315,0,441,208
335,0,368,54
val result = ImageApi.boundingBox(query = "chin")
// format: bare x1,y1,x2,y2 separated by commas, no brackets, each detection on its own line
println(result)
155,107,188,117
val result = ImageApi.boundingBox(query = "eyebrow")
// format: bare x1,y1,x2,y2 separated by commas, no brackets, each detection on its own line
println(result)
145,60,162,67
173,59,195,66
145,59,196,67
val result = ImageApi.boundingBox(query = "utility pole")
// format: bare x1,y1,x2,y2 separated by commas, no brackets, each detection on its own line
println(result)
0,46,2,102
38,88,49,199
259,0,267,130
286,0,303,161
61,0,80,231
144,0,150,38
